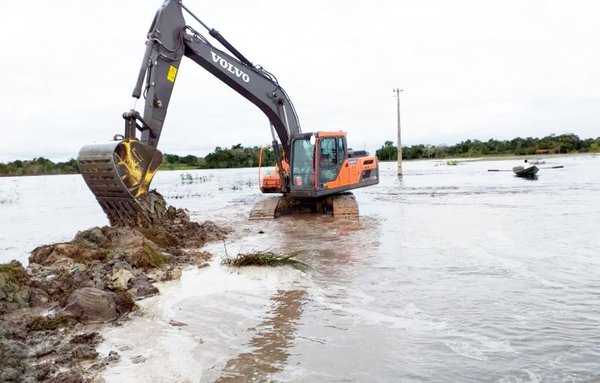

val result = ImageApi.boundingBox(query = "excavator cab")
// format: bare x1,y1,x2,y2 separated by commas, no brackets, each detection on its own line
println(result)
289,133,346,194
288,132,378,198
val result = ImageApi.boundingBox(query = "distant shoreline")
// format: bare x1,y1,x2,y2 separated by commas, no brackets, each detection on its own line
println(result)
1,152,597,178
381,151,598,163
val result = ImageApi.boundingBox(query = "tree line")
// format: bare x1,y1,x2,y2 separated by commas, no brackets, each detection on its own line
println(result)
0,157,79,176
2,135,598,176
162,144,276,169
0,145,276,176
376,134,600,161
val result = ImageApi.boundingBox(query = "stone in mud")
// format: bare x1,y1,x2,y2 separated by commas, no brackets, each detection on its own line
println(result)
0,367,21,382
27,263,94,307
29,242,105,266
74,226,108,248
61,287,133,323
28,287,51,307
106,229,168,270
0,337,27,381
131,354,147,364
46,370,85,383
164,266,182,281
128,275,159,300
70,331,100,345
27,315,71,331
71,343,98,360
105,350,120,363
111,268,134,291
32,362,55,380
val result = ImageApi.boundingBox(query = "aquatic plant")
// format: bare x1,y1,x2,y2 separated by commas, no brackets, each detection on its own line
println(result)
168,192,213,200
221,250,307,269
0,191,18,205
217,178,257,192
179,173,214,184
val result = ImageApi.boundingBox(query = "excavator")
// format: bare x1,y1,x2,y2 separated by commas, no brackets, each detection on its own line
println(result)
77,0,379,227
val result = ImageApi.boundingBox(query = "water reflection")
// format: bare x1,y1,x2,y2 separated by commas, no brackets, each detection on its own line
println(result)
215,289,307,382
516,175,538,181
274,215,380,284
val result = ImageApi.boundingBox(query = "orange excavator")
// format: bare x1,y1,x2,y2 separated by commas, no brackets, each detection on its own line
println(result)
78,0,378,226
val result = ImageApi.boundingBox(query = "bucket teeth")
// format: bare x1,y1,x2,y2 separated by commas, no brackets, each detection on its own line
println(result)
77,140,164,227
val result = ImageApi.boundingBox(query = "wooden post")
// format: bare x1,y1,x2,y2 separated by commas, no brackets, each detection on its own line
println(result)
393,88,403,175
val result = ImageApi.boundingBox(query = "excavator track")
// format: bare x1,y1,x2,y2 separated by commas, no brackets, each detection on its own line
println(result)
78,140,164,227
249,196,284,219
249,192,359,220
329,192,360,218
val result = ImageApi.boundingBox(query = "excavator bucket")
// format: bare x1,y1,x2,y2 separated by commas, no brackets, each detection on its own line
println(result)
77,139,164,227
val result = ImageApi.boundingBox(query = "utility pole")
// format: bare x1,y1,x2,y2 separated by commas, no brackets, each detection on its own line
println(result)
393,88,403,176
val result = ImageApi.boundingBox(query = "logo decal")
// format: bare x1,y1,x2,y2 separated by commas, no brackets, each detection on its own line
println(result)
210,51,250,83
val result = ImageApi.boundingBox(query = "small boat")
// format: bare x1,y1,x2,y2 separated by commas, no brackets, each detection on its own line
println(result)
512,165,539,178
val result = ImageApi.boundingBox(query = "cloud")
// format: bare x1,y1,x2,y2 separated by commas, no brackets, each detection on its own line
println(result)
1,0,599,162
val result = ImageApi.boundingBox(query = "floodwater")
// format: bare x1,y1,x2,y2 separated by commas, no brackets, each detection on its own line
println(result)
1,155,600,382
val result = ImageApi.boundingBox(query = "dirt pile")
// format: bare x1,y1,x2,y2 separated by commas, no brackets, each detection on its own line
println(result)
0,196,230,382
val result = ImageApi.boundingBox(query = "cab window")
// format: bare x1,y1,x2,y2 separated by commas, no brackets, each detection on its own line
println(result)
337,137,346,165
319,138,337,168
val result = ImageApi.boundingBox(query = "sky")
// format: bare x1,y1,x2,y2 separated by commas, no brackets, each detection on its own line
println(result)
1,0,599,162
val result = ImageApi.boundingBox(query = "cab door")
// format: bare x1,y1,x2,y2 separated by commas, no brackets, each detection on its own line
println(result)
290,138,316,193
316,136,346,189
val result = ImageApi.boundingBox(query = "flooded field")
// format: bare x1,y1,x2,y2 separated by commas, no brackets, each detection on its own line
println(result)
1,155,600,382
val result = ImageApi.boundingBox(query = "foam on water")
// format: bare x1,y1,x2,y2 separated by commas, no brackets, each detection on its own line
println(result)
98,258,306,383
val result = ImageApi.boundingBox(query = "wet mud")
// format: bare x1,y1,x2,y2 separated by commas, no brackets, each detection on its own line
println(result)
0,193,229,382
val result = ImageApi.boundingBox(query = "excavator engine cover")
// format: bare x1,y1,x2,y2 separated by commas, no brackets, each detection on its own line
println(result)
77,139,164,227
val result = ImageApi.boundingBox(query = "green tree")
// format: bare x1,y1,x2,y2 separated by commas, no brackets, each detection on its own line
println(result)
376,141,397,161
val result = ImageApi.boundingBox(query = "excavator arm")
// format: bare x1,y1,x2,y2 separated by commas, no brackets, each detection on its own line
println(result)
78,0,301,226
128,0,300,153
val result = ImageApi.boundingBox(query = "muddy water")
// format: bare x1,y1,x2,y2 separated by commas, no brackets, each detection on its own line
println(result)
2,155,600,382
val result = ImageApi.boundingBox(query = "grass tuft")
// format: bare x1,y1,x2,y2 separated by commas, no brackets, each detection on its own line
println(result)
221,250,307,269
129,244,167,269
28,315,71,331
0,261,29,285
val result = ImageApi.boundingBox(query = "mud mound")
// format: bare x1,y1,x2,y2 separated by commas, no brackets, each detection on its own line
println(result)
145,205,229,249
0,193,229,382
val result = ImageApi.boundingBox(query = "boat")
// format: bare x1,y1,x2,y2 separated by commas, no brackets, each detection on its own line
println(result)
512,165,539,178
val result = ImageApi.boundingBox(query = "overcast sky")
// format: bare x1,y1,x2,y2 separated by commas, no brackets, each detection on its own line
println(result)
1,0,598,162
